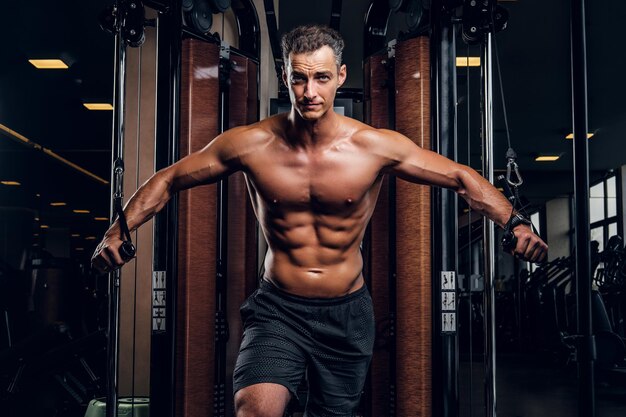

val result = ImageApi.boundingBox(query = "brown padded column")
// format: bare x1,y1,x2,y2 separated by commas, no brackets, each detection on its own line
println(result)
177,42,259,417
177,39,220,417
394,36,432,417
364,52,392,417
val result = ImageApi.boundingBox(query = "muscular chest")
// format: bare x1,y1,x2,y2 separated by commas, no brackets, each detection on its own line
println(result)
246,146,381,211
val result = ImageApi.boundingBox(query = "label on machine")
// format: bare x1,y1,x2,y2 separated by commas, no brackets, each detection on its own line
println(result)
441,271,457,334
152,271,166,332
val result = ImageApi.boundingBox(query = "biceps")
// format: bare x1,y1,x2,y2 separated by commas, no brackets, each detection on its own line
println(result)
391,148,463,190
168,149,233,192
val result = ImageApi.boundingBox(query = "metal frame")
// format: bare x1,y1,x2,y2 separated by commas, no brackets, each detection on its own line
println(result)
107,5,129,417
430,1,459,416
570,0,595,416
480,32,497,417
149,1,183,416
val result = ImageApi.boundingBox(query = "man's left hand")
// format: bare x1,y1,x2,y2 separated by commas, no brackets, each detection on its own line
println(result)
511,224,548,263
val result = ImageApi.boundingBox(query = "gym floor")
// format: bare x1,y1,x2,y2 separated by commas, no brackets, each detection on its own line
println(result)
460,354,626,417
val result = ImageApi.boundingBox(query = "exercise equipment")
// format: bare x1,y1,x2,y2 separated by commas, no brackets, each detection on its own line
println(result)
364,34,433,417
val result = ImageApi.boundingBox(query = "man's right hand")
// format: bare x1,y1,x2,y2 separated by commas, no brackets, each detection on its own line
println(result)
91,233,128,274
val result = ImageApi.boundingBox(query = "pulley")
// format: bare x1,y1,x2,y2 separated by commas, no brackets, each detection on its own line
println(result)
98,1,147,48
461,0,508,45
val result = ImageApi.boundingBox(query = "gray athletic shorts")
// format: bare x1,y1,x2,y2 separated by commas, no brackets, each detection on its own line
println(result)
233,278,375,417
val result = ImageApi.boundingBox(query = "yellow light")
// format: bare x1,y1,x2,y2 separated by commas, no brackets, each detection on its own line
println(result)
85,236,97,240
40,225,49,229
50,202,67,207
456,57,481,67
73,209,90,214
1,181,21,186
565,132,594,139
83,103,114,111
29,59,69,69
94,217,109,221
535,155,560,162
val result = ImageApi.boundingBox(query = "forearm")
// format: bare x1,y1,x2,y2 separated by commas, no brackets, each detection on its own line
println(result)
104,170,174,238
455,167,513,228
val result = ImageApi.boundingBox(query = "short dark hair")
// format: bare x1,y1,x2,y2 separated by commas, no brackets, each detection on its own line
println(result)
281,24,345,67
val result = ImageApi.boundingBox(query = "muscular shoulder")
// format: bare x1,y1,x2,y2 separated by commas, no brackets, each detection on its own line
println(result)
224,115,285,163
349,121,414,166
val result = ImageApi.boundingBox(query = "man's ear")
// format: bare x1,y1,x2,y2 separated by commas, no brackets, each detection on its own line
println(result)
282,66,288,88
337,64,347,87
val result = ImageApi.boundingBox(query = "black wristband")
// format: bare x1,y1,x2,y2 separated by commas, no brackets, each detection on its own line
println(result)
501,213,531,252
508,213,531,230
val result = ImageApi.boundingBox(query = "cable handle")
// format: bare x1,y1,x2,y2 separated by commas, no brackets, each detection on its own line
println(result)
112,158,136,262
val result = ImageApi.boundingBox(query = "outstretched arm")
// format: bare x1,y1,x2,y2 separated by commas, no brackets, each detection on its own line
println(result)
378,129,547,263
91,125,250,273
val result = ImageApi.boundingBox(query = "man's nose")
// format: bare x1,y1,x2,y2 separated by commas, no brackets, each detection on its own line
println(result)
304,81,317,100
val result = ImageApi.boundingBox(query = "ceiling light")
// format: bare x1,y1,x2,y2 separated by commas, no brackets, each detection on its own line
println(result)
565,132,594,139
1,181,21,186
29,59,69,69
76,247,84,251
535,155,560,162
456,57,480,67
40,225,49,229
94,217,109,221
35,217,40,221
83,103,114,111
73,209,90,214
71,234,80,237
85,236,97,240
33,233,39,237
50,202,67,207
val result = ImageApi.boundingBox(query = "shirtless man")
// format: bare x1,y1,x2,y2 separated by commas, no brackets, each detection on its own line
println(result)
92,25,547,417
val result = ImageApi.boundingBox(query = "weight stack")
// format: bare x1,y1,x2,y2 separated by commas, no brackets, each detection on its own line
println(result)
394,35,432,417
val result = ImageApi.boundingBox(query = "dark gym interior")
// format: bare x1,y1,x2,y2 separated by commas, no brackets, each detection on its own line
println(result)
1,1,625,417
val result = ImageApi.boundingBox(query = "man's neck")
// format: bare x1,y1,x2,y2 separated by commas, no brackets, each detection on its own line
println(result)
288,108,340,149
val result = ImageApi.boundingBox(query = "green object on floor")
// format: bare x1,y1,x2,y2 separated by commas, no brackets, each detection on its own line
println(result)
84,398,149,417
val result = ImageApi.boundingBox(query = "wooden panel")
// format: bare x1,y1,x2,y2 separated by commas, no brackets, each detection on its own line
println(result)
177,39,220,417
119,18,158,397
364,53,392,417
394,36,432,417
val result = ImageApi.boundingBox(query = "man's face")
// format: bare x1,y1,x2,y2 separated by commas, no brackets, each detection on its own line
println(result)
283,45,347,121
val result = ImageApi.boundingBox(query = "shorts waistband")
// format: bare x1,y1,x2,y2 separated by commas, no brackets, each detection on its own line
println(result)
259,278,368,306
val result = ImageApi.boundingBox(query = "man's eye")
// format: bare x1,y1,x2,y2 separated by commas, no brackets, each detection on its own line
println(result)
319,75,330,81
291,76,305,83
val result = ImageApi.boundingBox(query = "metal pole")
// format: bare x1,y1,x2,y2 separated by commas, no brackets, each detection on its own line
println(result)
481,32,497,417
107,12,127,417
570,0,595,416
